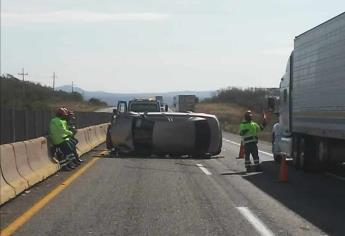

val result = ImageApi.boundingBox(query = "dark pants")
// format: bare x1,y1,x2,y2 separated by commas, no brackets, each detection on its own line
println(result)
67,138,80,160
244,142,260,168
56,141,76,166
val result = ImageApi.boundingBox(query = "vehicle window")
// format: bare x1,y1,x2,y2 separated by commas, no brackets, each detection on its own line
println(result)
119,103,126,113
130,103,158,112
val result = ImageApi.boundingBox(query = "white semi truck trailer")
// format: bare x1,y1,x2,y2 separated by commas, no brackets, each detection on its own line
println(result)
271,12,345,170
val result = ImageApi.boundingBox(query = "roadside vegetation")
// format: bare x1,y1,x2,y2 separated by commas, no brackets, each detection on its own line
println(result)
0,74,107,111
196,87,279,142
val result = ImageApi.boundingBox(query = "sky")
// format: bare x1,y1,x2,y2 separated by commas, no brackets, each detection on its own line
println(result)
1,1,344,93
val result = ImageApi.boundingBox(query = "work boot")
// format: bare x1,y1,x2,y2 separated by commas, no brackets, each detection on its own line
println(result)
62,165,73,171
73,159,81,166
75,157,84,164
67,162,77,169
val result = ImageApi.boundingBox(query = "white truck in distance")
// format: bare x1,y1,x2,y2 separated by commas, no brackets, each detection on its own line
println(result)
270,12,345,170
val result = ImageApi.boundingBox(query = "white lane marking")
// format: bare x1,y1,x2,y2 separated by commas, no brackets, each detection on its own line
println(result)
325,172,345,182
258,150,273,157
223,139,273,157
237,207,275,236
223,138,240,146
196,163,212,176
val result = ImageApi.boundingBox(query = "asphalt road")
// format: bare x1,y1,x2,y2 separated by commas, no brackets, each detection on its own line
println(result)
1,132,345,236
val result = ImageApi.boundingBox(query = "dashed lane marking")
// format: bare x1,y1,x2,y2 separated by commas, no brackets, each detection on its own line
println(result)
223,138,273,157
0,151,107,236
237,207,275,236
224,139,345,182
196,163,212,176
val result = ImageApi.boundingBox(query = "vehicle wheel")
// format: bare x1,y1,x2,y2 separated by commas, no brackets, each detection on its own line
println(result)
293,136,301,169
299,136,317,172
106,126,113,150
299,137,307,170
314,139,327,171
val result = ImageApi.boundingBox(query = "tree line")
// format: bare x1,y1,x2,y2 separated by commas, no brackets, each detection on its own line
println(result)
0,74,107,110
204,87,279,112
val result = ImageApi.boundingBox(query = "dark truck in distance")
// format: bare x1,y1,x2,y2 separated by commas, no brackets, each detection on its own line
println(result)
269,12,345,170
128,99,162,112
173,95,198,112
106,99,222,157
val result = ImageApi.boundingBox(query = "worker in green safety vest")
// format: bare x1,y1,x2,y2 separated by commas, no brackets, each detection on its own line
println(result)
50,108,79,170
239,110,267,172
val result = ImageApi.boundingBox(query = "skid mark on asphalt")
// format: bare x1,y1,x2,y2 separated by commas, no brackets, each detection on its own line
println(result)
196,163,212,175
237,207,275,236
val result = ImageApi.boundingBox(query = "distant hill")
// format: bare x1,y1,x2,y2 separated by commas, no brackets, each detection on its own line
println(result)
0,75,107,111
57,85,215,106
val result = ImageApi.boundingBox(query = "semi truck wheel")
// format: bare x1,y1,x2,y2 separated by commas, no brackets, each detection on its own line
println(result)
299,138,306,170
299,136,317,171
292,136,301,169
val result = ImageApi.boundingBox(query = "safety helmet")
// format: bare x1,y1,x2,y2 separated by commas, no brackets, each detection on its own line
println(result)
56,107,68,118
244,110,253,121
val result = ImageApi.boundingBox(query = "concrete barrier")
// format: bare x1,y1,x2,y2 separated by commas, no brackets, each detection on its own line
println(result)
12,142,42,186
94,125,104,146
85,126,95,150
75,128,92,156
40,138,60,173
0,144,29,194
25,138,57,179
0,123,109,206
0,171,16,205
90,126,100,147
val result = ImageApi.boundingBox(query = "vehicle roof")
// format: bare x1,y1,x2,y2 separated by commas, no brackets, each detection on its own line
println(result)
130,98,158,102
295,12,345,40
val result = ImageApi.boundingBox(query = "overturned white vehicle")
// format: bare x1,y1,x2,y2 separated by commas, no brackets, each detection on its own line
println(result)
106,101,222,157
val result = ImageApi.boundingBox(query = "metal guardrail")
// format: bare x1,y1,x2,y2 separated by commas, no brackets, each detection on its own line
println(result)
0,108,111,144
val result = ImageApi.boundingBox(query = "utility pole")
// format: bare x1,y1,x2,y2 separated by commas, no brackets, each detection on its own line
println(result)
52,72,57,91
72,81,74,93
18,68,29,99
18,68,28,82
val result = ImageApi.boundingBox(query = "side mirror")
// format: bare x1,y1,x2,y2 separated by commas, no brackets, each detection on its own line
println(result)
112,108,118,114
165,105,168,112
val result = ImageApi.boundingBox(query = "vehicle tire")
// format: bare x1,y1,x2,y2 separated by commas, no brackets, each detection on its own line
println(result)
106,126,113,150
299,136,317,172
292,136,301,169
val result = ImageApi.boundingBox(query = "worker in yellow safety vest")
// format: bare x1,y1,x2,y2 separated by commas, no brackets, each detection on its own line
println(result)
49,108,78,170
239,110,267,172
